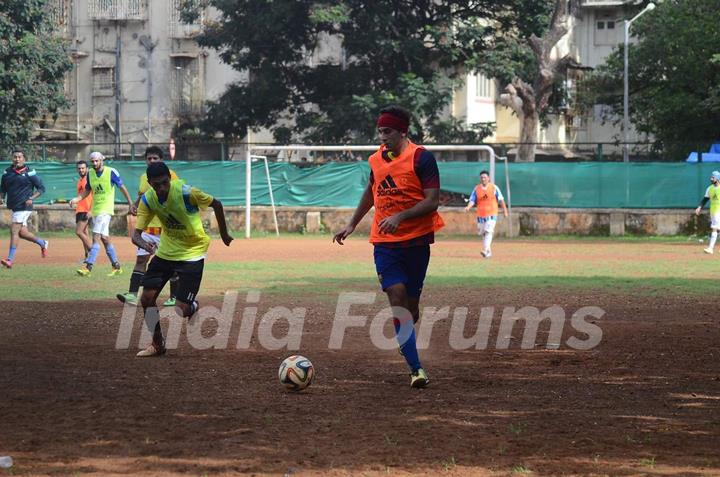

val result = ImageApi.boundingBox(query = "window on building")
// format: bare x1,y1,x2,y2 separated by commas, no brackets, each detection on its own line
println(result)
565,69,590,131
595,13,620,46
475,74,493,99
64,71,75,103
47,0,69,28
92,66,115,96
171,56,203,115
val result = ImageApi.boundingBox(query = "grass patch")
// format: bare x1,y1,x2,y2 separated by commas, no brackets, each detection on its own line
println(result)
639,457,656,468
440,456,456,471
4,260,719,301
1,238,716,301
508,422,527,436
511,464,531,474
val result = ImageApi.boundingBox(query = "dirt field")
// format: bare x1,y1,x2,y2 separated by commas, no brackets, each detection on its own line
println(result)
1,238,719,476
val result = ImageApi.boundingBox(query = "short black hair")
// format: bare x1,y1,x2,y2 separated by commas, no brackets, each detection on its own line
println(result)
147,161,171,180
12,148,24,155
145,146,164,158
480,170,490,176
379,105,411,125
77,160,88,167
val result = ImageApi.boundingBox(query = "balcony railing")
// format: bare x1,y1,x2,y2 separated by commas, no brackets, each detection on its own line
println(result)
89,0,147,21
169,21,204,38
46,0,71,37
581,0,630,6
169,0,205,38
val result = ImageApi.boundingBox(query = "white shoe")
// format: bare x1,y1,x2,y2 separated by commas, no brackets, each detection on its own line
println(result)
136,342,166,357
704,247,714,254
485,250,492,258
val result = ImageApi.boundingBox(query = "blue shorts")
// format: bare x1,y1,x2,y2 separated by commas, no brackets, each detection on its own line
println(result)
373,245,431,297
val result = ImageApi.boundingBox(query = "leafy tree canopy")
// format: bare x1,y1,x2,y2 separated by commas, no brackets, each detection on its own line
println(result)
465,0,578,161
580,0,720,157
0,0,73,145
182,0,536,144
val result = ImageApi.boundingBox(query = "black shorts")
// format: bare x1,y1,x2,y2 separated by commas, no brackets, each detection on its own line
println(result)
142,256,204,304
75,212,89,223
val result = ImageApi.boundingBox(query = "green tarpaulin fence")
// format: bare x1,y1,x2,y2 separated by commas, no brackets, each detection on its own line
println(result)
0,161,715,208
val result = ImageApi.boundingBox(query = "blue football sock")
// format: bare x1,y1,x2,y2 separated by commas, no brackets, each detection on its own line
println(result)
86,243,100,265
394,316,422,372
106,244,119,266
34,238,46,248
8,246,17,261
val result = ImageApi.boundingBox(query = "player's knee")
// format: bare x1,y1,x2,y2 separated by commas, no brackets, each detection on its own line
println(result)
139,292,157,309
134,257,149,271
385,286,408,308
177,302,192,317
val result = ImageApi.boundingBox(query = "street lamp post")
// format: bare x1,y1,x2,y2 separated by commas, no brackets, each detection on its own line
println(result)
623,2,656,162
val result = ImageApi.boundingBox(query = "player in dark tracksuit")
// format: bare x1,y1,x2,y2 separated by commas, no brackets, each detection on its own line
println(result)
0,150,49,269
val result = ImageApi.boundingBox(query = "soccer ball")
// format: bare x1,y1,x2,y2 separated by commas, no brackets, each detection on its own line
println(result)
278,355,315,391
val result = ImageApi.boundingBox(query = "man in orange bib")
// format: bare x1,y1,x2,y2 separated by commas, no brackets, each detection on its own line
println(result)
333,105,444,388
74,160,93,261
464,170,508,258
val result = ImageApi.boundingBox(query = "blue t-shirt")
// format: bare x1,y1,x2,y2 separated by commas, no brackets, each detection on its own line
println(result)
0,166,45,212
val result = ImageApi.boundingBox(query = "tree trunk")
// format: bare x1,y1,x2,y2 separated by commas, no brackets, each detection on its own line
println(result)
517,108,539,162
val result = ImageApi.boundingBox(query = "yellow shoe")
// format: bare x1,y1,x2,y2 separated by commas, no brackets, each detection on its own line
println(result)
76,267,91,277
107,267,123,277
410,368,429,388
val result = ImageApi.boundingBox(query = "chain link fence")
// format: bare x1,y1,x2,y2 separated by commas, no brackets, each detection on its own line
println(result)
0,141,716,163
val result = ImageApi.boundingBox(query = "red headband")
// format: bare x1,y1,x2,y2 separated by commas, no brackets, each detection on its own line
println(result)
377,113,409,133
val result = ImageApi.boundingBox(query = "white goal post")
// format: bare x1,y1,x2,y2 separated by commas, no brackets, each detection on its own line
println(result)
245,144,499,238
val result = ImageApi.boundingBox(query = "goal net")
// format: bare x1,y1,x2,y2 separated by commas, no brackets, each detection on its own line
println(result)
244,144,499,238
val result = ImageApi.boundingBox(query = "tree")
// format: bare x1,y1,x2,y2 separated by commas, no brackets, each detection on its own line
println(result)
469,0,580,162
0,0,73,145
182,0,519,144
580,0,720,160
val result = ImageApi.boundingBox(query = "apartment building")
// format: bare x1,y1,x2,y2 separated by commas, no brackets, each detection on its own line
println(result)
44,0,241,153
40,0,646,156
456,0,646,148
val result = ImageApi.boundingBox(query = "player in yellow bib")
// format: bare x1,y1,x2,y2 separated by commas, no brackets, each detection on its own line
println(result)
117,146,179,306
695,171,720,254
70,151,136,276
133,161,233,357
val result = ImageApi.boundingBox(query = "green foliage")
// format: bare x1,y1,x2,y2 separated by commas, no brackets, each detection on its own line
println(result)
0,0,73,144
466,1,574,161
348,73,494,144
181,0,515,144
580,0,720,159
467,0,555,89
469,39,538,89
309,4,350,25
